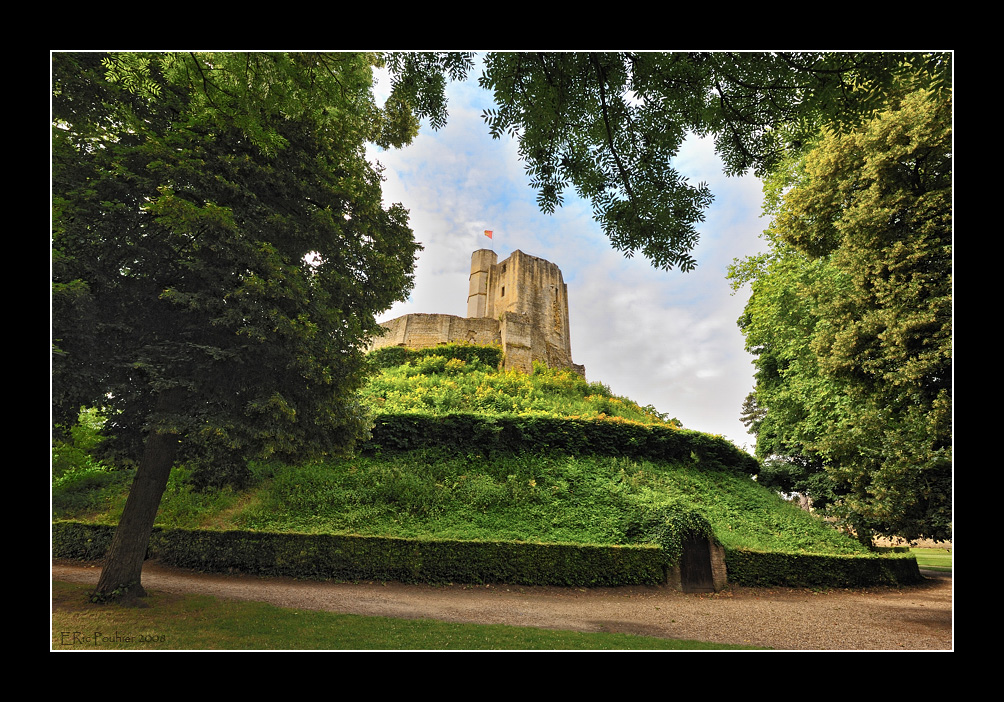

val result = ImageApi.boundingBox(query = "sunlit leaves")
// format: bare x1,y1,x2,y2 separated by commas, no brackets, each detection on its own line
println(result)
101,54,162,99
730,83,951,542
382,52,475,132
361,348,676,426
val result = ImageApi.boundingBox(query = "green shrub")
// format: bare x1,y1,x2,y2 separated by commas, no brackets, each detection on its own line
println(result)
363,413,759,476
367,345,418,369
52,467,133,518
368,343,505,370
723,548,923,587
52,522,667,586
53,518,922,588
69,406,108,452
52,521,117,560
52,444,108,489
52,407,134,518
53,406,112,484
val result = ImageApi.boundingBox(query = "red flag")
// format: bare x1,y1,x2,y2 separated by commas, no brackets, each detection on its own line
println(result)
484,230,493,239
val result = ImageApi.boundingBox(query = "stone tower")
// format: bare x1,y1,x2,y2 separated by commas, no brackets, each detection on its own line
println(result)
466,249,576,374
370,249,583,376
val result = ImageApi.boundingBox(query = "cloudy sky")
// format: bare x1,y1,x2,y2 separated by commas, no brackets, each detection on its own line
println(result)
367,63,770,451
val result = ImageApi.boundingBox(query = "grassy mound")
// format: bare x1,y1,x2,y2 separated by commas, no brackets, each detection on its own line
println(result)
363,344,680,425
54,343,918,585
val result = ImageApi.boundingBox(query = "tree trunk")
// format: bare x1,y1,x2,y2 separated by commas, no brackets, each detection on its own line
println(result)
93,389,183,601
854,522,876,551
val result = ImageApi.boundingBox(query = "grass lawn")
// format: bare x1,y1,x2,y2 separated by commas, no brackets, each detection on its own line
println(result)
51,580,761,651
911,547,951,573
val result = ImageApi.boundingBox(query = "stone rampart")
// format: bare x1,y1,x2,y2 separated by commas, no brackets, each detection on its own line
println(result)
374,313,502,349
370,249,584,376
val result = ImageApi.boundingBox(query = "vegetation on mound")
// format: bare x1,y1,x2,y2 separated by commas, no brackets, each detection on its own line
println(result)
55,451,869,558
363,344,680,426
53,343,872,563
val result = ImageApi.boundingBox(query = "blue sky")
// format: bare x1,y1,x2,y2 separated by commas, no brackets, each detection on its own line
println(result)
367,64,770,450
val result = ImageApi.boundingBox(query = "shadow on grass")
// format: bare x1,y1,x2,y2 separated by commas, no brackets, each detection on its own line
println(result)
51,580,763,651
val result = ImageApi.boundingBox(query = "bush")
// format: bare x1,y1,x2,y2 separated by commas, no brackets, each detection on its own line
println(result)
52,407,134,518
368,343,504,370
52,467,133,518
724,548,923,587
52,522,667,586
53,406,111,484
52,519,923,588
364,413,759,476
363,345,682,426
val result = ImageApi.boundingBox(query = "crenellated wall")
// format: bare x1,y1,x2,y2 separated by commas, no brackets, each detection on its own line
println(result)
370,249,584,376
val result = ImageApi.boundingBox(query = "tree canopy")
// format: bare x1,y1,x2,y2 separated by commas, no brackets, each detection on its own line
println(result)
52,52,421,597
387,51,950,271
729,82,952,543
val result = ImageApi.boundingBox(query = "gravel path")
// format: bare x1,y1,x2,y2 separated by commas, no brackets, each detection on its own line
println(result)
52,561,952,650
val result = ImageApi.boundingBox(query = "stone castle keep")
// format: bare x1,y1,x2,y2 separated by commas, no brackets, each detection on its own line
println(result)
370,249,585,376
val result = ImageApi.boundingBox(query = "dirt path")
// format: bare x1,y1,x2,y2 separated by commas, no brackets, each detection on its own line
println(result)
52,561,952,650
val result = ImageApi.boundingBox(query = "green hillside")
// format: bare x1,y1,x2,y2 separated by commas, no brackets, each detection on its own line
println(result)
362,344,680,425
53,343,921,587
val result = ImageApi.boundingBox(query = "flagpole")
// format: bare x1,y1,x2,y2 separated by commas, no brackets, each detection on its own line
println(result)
484,229,494,252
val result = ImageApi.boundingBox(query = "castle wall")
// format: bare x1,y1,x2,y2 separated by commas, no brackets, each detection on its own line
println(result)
370,313,501,352
372,249,583,376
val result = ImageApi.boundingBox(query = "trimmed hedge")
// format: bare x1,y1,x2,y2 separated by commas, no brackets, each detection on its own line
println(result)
52,521,667,587
368,343,505,370
53,521,924,588
52,520,117,561
724,548,923,587
364,413,760,476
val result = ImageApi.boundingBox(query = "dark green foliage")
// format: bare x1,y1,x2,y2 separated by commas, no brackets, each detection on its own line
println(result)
383,52,477,132
54,515,921,588
155,531,667,587
724,550,923,588
53,522,118,561
53,53,419,475
185,454,254,492
364,413,759,475
52,408,134,516
388,51,950,271
53,522,666,587
52,469,133,519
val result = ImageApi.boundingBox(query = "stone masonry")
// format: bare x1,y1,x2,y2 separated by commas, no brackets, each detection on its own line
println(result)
370,249,585,376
